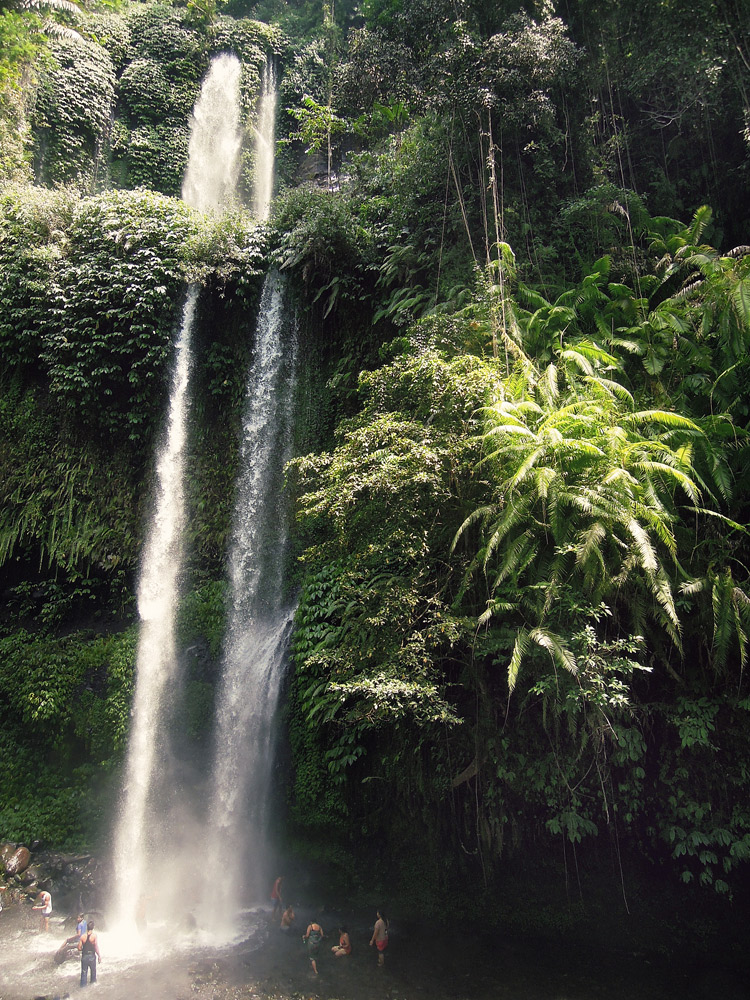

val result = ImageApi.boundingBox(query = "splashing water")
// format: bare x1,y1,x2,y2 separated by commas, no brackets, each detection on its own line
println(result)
202,271,298,937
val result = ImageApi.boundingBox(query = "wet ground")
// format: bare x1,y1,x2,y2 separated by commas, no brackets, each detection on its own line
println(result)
1,900,747,1000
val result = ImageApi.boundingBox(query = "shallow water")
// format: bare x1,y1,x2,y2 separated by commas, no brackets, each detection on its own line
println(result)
0,900,746,1000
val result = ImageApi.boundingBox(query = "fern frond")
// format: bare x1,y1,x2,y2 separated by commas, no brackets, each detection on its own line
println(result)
627,518,658,573
508,628,530,691
529,627,578,675
574,520,606,569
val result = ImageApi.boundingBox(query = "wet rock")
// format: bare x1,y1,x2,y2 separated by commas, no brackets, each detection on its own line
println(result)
0,843,15,865
20,863,42,885
4,845,30,876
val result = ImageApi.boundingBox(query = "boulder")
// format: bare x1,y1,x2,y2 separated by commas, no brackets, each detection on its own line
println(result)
4,846,31,876
21,864,42,885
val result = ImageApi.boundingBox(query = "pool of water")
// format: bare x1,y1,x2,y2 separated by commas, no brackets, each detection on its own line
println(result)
0,899,746,1000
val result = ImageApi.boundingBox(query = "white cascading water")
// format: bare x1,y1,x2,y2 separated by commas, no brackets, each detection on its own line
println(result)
203,270,298,936
201,63,296,934
110,53,243,938
253,59,278,222
181,53,243,214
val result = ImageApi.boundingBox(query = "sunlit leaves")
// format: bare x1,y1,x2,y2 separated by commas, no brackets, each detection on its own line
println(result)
0,185,266,446
456,353,706,687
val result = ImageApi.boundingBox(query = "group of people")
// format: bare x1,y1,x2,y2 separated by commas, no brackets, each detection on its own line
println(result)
36,892,101,988
272,878,389,977
301,910,388,974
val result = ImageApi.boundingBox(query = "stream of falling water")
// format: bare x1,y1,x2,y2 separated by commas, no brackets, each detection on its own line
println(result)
203,270,297,936
110,52,243,941
253,59,278,222
200,54,290,937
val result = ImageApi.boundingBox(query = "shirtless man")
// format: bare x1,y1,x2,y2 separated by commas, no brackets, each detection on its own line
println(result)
270,876,284,920
369,909,389,966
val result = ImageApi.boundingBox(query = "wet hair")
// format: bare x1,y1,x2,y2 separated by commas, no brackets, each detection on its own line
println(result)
87,921,95,931
339,925,348,934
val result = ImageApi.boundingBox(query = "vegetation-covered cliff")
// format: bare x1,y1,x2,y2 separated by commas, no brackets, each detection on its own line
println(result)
1,0,749,950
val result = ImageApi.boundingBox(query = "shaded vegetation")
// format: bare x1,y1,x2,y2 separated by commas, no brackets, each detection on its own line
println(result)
1,0,749,952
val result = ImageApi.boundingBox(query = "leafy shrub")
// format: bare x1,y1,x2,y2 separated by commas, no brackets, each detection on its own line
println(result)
32,35,116,190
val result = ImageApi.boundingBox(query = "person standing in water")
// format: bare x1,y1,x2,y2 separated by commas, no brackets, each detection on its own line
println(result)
303,919,324,974
369,908,389,966
270,876,284,920
32,890,52,932
78,919,101,986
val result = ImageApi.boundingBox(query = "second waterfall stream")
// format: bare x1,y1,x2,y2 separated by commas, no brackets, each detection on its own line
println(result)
110,50,291,953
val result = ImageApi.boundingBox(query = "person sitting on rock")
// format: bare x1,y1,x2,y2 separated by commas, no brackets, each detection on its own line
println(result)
331,926,351,957
280,904,295,930
62,913,87,947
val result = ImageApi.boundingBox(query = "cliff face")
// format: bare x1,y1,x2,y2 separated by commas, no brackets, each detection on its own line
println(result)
1,1,750,949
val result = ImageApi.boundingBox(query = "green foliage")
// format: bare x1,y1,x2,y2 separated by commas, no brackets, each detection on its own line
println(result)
82,10,131,73
273,185,373,317
456,354,705,684
177,579,226,660
288,222,750,899
288,345,492,834
0,626,135,846
0,381,138,602
0,184,267,447
285,93,349,155
32,34,116,189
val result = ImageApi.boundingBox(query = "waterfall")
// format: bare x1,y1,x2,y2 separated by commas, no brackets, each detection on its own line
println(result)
203,271,298,935
182,54,243,214
198,55,289,936
253,59,278,222
110,53,243,933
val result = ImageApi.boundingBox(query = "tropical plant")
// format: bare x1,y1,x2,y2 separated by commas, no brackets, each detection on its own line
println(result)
454,347,706,690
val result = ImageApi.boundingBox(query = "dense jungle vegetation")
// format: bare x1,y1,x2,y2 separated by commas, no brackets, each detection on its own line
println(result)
1,0,750,947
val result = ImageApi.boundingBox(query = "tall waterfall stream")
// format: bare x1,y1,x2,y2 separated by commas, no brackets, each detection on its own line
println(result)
1,48,293,985
109,52,247,943
107,47,291,952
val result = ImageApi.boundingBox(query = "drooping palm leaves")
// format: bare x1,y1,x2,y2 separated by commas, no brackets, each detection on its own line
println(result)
454,350,705,690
